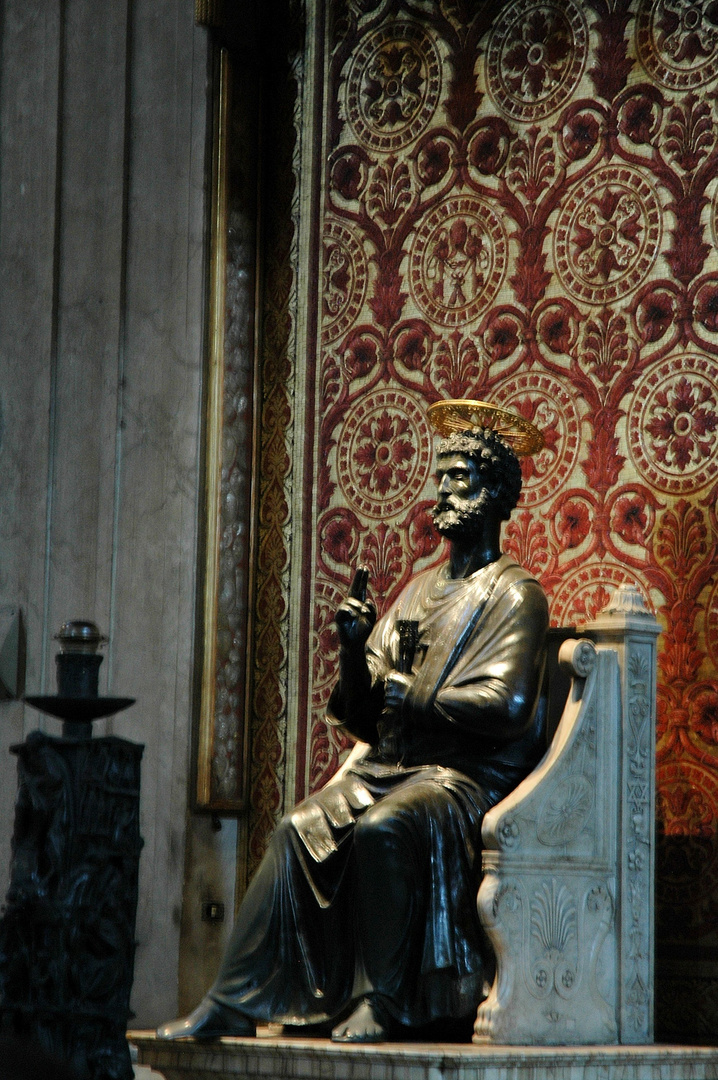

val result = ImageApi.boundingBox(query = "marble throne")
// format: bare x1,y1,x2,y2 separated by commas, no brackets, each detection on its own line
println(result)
474,584,660,1045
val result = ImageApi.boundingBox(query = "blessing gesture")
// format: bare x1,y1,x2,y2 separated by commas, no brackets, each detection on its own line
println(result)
334,566,376,650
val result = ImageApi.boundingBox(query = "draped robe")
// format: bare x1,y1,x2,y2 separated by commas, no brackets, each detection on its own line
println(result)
209,554,548,1028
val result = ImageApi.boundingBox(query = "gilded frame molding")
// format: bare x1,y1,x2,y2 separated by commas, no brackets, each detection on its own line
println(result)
196,46,262,811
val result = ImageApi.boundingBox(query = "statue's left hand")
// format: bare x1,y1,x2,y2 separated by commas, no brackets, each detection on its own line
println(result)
384,672,413,710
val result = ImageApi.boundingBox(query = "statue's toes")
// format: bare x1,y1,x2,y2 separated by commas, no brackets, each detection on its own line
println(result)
331,999,388,1043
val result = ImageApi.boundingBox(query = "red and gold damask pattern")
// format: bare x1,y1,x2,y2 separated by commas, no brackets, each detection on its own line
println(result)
243,26,300,880
288,0,718,1036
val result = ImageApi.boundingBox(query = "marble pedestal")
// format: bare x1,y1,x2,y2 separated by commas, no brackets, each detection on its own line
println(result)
129,1031,718,1080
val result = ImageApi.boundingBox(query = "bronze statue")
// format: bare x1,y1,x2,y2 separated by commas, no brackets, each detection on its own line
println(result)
158,403,548,1043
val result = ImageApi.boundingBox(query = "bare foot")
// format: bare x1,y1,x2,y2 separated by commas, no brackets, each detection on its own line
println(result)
156,997,255,1040
331,998,389,1043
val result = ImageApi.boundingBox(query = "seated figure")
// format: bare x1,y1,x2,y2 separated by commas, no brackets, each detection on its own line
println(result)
158,410,549,1043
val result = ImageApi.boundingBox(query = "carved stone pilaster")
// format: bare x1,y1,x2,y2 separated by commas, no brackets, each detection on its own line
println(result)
582,584,660,1044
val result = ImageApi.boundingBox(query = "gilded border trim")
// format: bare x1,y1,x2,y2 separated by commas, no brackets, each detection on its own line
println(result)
196,48,229,809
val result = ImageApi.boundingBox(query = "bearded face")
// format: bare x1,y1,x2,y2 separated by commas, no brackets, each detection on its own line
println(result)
430,486,491,541
430,451,497,542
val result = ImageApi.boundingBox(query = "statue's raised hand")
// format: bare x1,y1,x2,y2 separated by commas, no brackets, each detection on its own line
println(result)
335,566,376,650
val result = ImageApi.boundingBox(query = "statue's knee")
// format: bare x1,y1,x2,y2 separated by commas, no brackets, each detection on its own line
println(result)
354,803,403,860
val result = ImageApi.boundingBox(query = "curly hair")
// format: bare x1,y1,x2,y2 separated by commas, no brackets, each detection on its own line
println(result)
437,427,522,520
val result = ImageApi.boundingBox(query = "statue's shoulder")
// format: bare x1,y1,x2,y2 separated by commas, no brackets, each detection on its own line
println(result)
495,556,541,588
492,557,548,626
494,556,549,614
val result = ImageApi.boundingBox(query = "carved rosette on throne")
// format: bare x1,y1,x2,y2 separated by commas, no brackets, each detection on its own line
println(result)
475,585,660,1045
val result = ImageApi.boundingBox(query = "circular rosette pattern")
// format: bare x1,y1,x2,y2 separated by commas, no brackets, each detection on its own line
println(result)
627,354,718,494
321,221,369,346
409,195,508,327
336,390,433,519
344,21,442,152
537,775,594,846
554,165,662,305
636,0,718,90
486,0,588,122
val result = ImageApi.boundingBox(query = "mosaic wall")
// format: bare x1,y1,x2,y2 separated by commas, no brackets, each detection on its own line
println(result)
247,0,718,1037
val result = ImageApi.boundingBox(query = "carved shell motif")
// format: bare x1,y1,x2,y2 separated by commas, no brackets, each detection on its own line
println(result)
531,880,577,956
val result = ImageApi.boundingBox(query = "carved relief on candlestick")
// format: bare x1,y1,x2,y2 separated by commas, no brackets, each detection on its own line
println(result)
486,0,589,123
553,166,662,305
409,196,508,327
494,374,580,506
635,0,718,90
627,354,718,494
336,390,433,519
529,880,578,1000
344,21,442,152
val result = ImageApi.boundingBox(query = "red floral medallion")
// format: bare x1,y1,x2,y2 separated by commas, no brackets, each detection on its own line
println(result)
486,0,588,122
336,390,433,519
344,22,442,152
636,0,718,90
552,562,653,626
628,354,718,493
321,220,369,345
554,165,662,305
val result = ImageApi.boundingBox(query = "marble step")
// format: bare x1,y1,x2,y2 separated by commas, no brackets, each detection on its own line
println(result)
129,1030,718,1080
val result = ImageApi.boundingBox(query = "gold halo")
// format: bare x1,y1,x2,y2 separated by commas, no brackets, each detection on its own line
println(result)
427,399,545,457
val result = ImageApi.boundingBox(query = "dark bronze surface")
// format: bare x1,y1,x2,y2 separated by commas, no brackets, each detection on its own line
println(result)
158,428,549,1044
0,732,144,1079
